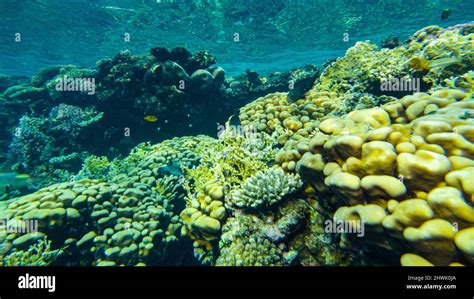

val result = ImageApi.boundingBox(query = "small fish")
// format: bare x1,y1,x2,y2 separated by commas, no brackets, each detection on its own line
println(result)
144,115,158,122
287,71,320,103
158,162,182,177
102,6,137,13
407,57,431,72
15,174,31,179
0,172,33,193
441,8,452,20
408,57,463,72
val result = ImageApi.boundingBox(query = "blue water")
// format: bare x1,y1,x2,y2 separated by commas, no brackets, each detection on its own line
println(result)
1,0,473,77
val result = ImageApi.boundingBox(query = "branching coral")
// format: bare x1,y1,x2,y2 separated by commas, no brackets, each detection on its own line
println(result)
7,115,53,166
183,130,273,198
1,238,64,266
48,104,103,139
410,27,474,86
314,41,411,95
179,130,278,263
230,168,302,210
5,104,104,193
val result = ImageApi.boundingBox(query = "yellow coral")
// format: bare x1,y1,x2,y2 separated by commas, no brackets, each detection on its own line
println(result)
278,87,473,265
403,219,456,265
397,150,452,191
400,253,434,266
454,228,474,263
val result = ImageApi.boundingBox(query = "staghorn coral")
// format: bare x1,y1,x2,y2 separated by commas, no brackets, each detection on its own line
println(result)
229,168,302,210
441,70,474,93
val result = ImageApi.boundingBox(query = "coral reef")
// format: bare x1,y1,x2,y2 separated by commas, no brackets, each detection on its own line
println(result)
216,214,284,266
0,24,472,267
180,182,226,265
221,65,320,108
408,25,474,86
238,91,342,146
0,45,318,201
5,104,103,190
278,88,473,266
0,136,216,266
178,130,277,264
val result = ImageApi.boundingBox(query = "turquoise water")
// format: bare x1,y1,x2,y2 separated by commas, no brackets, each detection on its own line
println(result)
1,0,472,76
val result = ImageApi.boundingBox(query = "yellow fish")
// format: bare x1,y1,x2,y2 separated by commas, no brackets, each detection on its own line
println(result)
407,57,430,71
15,174,31,179
144,115,158,122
